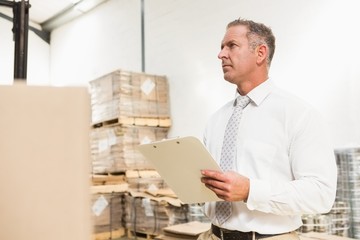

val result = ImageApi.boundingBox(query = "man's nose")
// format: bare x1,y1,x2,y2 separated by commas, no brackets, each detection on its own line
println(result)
218,48,227,59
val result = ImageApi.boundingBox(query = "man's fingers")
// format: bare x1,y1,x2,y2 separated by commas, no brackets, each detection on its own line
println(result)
201,169,228,182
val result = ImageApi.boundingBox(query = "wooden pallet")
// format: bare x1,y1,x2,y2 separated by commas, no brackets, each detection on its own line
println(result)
127,229,158,239
92,228,126,240
125,170,161,179
92,117,171,128
91,173,126,186
91,183,128,194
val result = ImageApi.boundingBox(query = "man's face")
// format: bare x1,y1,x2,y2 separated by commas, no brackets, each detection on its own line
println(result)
218,25,258,85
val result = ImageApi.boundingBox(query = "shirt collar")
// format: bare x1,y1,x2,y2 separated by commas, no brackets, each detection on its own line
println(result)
235,79,274,106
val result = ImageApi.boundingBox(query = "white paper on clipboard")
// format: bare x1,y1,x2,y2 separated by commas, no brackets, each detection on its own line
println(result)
137,136,222,204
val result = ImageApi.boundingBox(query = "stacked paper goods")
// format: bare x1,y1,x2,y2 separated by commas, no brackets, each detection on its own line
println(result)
299,201,351,237
329,201,351,237
90,124,169,174
91,193,123,239
88,70,197,239
124,171,209,239
123,192,188,237
89,70,170,126
335,148,360,238
155,221,211,240
187,204,210,223
299,232,355,240
91,184,128,240
125,170,168,192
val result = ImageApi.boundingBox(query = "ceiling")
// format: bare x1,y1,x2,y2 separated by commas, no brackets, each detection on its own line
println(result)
28,0,75,24
0,0,107,31
0,0,74,25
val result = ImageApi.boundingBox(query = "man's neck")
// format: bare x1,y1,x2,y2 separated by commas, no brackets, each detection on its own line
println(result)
237,74,268,95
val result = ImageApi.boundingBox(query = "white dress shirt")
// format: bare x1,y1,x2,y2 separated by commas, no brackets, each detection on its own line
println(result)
203,79,337,234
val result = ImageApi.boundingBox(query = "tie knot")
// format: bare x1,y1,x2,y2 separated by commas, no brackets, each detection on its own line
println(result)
235,95,250,109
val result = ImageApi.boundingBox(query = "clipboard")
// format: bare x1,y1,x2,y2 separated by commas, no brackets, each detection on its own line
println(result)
137,136,222,204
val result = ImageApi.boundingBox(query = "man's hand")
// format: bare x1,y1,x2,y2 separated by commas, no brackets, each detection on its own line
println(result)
201,170,250,202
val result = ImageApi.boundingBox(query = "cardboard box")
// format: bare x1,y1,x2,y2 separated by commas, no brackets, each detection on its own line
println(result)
0,84,91,240
89,70,171,125
90,124,169,173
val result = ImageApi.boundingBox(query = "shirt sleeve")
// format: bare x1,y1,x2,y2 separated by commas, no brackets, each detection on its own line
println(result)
246,108,337,215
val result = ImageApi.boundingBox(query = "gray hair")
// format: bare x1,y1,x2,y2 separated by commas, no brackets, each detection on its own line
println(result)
227,18,276,66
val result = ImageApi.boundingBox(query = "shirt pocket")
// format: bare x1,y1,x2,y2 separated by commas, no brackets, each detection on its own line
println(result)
237,139,277,180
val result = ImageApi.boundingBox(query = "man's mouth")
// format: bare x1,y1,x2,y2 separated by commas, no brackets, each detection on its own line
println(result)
222,64,231,69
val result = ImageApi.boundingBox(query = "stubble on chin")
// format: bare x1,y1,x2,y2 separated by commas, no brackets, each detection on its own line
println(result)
223,72,234,84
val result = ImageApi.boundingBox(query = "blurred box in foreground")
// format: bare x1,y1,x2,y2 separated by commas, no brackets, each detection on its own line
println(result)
0,84,92,240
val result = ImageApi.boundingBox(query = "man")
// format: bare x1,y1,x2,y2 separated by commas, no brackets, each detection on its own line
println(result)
199,18,337,240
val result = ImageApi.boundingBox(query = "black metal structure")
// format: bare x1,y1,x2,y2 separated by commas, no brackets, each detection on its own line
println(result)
0,0,31,81
141,0,145,72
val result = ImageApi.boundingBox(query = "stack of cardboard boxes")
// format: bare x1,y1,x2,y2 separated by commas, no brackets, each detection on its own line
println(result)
89,70,207,239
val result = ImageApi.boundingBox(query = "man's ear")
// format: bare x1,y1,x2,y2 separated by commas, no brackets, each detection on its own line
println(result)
256,44,268,65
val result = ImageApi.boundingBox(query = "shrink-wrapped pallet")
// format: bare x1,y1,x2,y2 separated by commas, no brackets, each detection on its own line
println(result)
89,70,170,126
123,192,188,236
335,148,360,238
90,124,168,173
91,185,127,240
126,170,168,192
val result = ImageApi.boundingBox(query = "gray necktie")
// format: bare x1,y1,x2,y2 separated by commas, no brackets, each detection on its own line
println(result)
216,95,250,225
